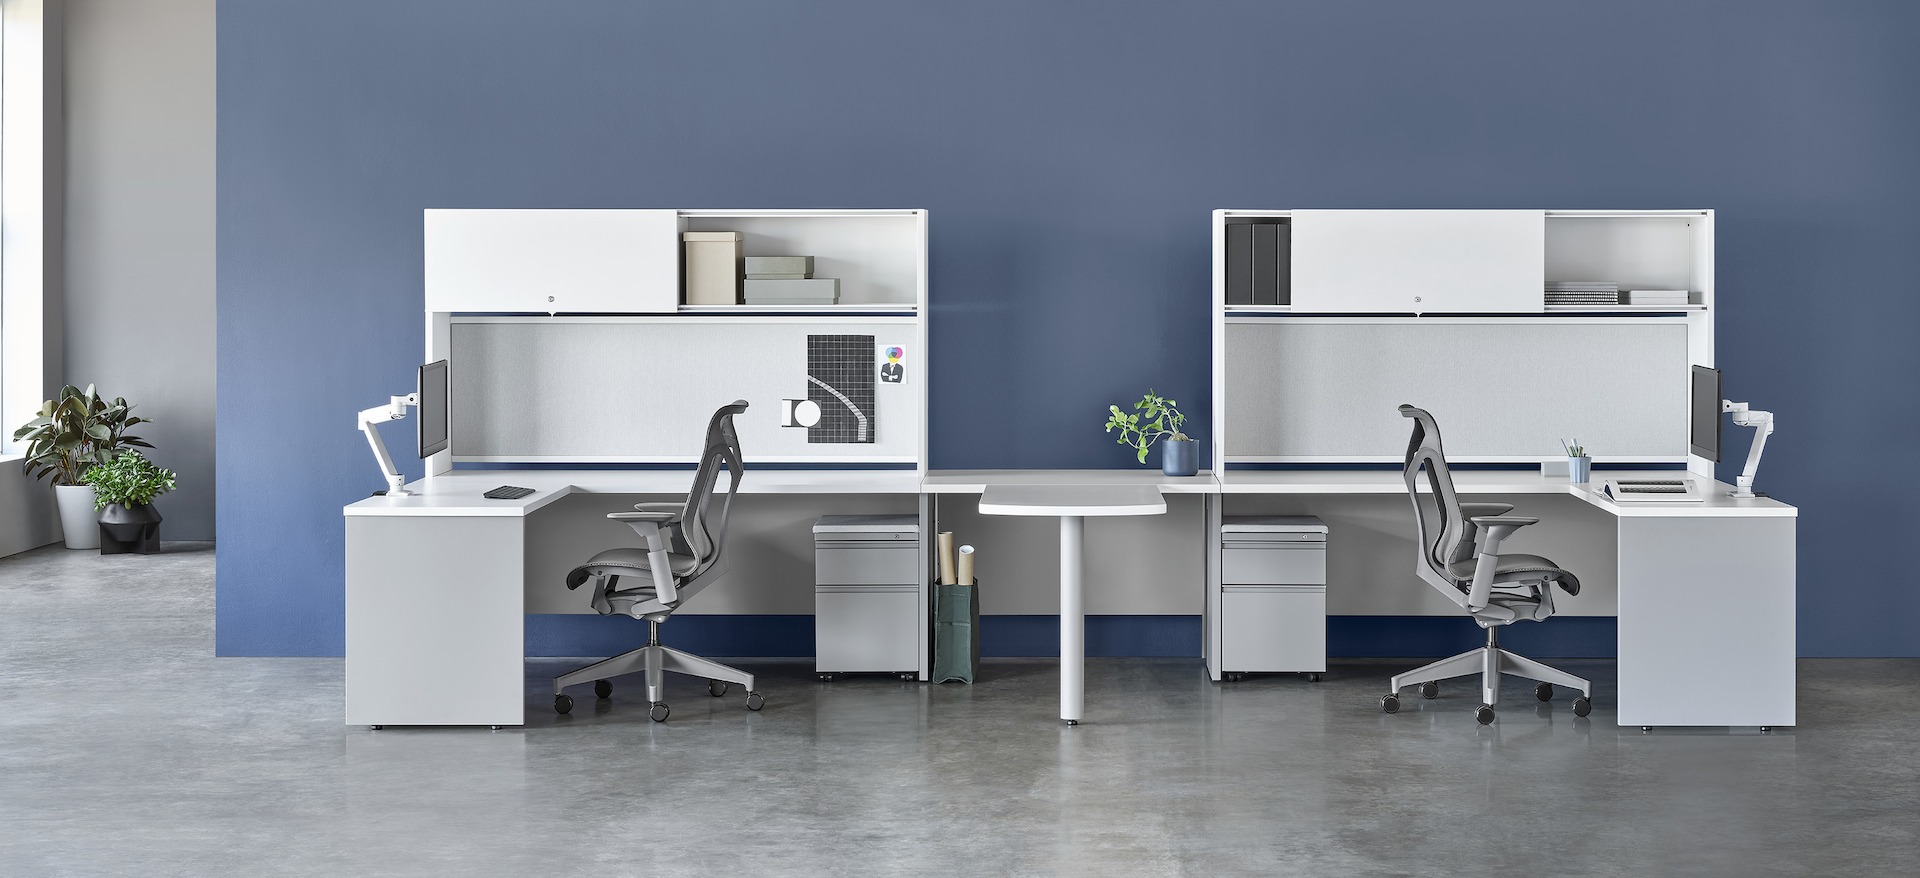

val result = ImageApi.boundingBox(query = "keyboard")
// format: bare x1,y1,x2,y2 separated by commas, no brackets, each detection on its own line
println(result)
1602,478,1703,502
483,485,536,500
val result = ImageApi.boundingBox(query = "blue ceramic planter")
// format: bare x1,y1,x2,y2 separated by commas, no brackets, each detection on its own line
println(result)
1160,439,1199,477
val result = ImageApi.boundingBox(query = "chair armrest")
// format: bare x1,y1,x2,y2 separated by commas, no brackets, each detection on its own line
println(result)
1463,517,1541,610
1469,516,1539,528
602,516,680,604
1446,504,1518,563
631,501,684,514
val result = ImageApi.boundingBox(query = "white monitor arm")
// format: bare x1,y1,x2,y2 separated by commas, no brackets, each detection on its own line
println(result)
358,393,419,496
1722,399,1773,499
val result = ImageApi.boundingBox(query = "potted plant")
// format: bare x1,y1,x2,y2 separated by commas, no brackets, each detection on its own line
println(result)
1105,389,1199,477
10,385,153,549
81,451,176,555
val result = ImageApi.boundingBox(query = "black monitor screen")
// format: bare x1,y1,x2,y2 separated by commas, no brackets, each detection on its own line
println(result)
1690,364,1720,462
419,359,450,458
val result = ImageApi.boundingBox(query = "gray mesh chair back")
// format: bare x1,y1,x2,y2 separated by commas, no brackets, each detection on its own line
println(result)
680,400,748,581
1400,404,1472,585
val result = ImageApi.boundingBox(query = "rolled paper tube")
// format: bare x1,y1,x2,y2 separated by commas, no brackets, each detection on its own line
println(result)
937,531,957,585
956,545,975,586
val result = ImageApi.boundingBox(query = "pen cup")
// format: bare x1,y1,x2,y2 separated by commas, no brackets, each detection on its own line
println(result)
1567,455,1591,484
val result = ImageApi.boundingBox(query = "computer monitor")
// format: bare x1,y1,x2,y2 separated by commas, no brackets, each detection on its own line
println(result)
1690,364,1720,461
418,359,449,458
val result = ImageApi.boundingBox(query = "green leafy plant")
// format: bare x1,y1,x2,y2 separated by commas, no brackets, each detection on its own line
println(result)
10,385,153,486
80,451,176,509
1104,389,1191,464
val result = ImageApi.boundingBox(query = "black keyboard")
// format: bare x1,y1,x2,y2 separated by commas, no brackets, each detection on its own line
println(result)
483,485,536,500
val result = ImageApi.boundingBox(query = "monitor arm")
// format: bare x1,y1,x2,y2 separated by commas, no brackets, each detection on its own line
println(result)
358,393,418,496
1722,400,1773,499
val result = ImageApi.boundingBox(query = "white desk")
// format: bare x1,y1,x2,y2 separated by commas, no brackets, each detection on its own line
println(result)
342,468,924,727
1212,469,1797,728
345,466,1797,730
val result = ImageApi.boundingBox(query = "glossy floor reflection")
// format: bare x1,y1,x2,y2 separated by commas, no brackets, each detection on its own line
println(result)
2,543,1914,875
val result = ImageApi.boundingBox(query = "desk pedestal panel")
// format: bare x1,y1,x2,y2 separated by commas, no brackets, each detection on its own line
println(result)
1616,516,1795,728
346,516,526,727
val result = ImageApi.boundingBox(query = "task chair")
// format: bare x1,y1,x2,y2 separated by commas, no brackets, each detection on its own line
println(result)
551,401,764,722
1383,405,1593,724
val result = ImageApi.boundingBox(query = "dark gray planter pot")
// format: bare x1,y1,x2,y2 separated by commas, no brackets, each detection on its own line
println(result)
1160,439,1199,477
98,502,162,555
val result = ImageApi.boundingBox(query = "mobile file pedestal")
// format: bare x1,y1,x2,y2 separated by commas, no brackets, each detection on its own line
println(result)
1211,515,1328,682
813,515,923,681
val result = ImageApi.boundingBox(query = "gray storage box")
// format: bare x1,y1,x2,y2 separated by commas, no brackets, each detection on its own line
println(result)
813,515,922,678
1219,516,1327,676
744,255,814,278
743,278,839,305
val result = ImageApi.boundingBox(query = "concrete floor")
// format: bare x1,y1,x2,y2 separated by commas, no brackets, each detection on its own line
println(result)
1,544,1915,876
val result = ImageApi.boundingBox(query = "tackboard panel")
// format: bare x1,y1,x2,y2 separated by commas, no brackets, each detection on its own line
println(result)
1225,322,1687,459
451,321,920,460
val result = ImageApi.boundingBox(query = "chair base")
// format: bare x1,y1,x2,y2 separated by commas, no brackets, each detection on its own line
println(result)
554,622,755,705
1390,634,1590,708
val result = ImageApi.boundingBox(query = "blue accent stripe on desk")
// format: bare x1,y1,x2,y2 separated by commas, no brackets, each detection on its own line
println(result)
526,614,1619,659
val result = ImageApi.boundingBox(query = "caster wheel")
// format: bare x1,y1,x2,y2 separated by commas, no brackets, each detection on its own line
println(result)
649,702,670,723
553,694,573,715
490,725,503,731
1225,672,1245,683
1572,696,1592,717
817,673,838,682
1421,681,1439,700
369,725,383,731
708,680,729,698
1382,694,1400,714
1063,719,1079,726
1759,726,1773,733
1305,673,1323,683
1476,705,1496,725
1535,683,1554,702
745,692,765,711
1642,726,1654,732
899,672,918,681
594,679,612,699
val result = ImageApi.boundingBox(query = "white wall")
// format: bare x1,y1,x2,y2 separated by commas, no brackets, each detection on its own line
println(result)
60,0,217,539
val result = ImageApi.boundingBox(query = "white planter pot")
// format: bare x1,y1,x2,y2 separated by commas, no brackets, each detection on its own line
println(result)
53,484,101,550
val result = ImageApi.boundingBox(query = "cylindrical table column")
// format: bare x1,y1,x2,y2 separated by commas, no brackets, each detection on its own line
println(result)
1060,514,1084,725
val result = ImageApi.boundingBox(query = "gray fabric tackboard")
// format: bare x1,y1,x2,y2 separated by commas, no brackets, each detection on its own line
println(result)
451,320,919,460
1225,322,1688,459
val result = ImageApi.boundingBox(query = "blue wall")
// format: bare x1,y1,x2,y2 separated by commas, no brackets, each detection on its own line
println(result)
217,1,1920,657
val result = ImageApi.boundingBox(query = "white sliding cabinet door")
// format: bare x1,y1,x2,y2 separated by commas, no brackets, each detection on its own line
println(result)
1291,210,1544,313
425,209,678,313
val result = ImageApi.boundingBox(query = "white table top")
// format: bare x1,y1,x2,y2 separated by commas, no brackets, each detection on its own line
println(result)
1216,469,1796,518
977,484,1168,517
923,469,1216,494
344,467,1794,519
343,468,925,517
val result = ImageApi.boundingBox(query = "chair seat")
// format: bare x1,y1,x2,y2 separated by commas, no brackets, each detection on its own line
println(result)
585,547,700,578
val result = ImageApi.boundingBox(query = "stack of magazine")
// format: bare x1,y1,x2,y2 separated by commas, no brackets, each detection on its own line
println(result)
1545,281,1619,306
1624,290,1691,306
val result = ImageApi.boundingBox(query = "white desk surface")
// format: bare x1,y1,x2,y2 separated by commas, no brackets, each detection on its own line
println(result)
344,467,1795,519
923,469,1217,494
978,484,1169,517
343,468,925,517
1217,469,1797,518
